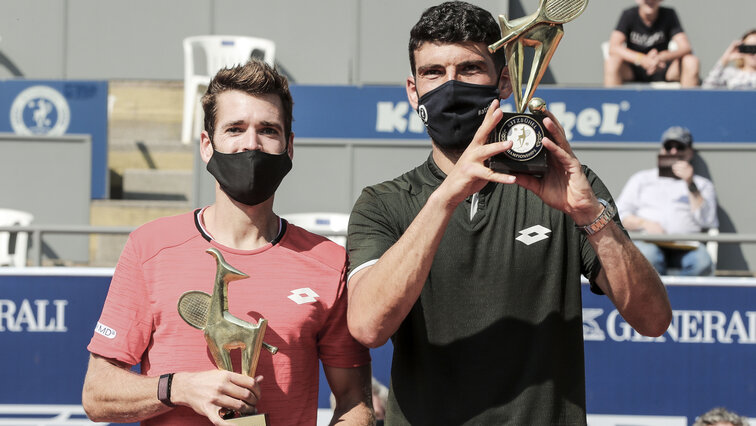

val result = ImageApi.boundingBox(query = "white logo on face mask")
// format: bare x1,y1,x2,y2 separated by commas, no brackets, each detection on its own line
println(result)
418,105,428,123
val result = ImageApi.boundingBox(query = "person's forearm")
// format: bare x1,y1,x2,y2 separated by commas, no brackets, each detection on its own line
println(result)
82,355,170,422
619,214,645,231
687,182,704,211
621,47,645,66
347,187,458,347
330,401,374,426
325,364,374,425
656,48,686,64
590,222,671,337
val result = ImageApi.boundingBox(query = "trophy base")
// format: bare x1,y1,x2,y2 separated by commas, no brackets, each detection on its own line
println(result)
228,413,269,425
487,111,550,177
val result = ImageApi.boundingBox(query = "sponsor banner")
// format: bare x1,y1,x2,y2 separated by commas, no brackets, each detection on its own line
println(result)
0,270,131,425
289,85,756,143
2,271,754,424
0,80,108,199
582,283,755,422
0,272,110,405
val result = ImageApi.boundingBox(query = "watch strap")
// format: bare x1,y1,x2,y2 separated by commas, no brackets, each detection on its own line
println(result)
577,198,617,236
157,373,175,407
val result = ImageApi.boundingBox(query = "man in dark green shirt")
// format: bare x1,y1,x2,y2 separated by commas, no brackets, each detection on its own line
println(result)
346,2,672,425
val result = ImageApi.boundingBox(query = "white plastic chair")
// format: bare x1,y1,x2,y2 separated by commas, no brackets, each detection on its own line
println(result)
281,213,350,248
182,35,276,144
0,208,34,267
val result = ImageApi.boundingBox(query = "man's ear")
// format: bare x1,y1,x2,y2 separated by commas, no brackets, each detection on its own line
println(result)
498,66,513,100
199,131,214,164
287,132,294,160
406,75,419,110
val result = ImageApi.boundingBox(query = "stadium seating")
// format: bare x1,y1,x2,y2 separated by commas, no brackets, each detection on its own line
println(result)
0,208,34,267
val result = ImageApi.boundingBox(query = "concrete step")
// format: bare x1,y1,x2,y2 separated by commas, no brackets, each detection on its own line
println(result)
109,147,193,175
122,169,193,202
86,80,197,265
108,80,186,154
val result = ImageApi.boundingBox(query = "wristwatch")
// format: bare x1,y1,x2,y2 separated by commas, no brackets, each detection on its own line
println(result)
157,373,175,407
577,198,617,235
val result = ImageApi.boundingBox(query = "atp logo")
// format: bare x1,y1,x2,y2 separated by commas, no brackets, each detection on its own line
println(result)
10,85,71,136
288,288,320,305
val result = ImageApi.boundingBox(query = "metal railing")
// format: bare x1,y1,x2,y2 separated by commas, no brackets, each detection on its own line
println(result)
627,232,756,244
0,224,134,267
1,225,755,267
0,224,349,267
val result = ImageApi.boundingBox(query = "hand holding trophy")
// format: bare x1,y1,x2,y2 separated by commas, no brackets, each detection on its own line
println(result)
178,248,278,425
487,0,588,176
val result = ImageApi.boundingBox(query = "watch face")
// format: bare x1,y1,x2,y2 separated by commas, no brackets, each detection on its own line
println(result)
495,115,544,161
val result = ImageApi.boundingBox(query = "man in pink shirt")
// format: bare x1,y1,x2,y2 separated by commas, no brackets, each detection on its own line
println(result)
82,60,373,425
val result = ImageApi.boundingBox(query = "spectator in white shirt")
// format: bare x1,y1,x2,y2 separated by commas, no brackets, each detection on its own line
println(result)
616,126,718,276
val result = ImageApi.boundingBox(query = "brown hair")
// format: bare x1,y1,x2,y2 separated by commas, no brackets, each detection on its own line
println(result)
201,59,293,142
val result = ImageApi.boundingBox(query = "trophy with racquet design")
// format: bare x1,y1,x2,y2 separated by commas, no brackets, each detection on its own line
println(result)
487,0,588,176
178,248,278,425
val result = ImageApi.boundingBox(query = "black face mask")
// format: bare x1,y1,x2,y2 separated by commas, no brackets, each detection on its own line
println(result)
206,147,292,206
416,80,499,151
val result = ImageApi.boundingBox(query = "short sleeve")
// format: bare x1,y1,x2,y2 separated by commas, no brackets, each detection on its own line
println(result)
614,8,635,36
665,8,684,38
347,186,402,278
317,262,370,368
579,166,628,294
87,234,154,365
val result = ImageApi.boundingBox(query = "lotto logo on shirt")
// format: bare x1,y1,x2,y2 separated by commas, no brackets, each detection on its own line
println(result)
288,288,319,305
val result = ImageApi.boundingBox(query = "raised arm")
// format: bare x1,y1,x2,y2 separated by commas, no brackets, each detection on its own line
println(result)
347,100,514,347
82,353,261,425
513,109,672,337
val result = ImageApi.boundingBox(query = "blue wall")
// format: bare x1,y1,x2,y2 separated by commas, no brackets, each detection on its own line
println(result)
1,271,754,424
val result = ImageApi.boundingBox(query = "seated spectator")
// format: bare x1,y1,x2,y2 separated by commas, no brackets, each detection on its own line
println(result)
703,29,756,89
616,126,718,276
693,407,750,426
604,0,699,87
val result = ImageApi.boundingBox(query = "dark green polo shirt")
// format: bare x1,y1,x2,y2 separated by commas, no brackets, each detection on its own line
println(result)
348,155,621,425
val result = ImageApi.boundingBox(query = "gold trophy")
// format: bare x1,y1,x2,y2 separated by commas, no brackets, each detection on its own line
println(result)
486,0,588,176
178,248,278,425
